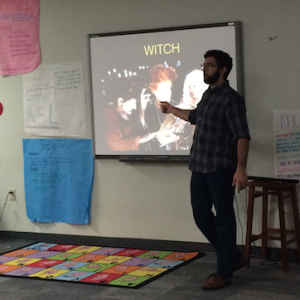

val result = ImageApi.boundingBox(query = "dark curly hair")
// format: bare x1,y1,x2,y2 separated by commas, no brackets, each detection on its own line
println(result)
104,78,139,107
204,50,233,79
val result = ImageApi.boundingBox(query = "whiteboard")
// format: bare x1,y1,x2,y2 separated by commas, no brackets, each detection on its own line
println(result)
89,22,242,158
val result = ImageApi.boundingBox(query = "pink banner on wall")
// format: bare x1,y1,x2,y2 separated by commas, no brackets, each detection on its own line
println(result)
0,0,40,75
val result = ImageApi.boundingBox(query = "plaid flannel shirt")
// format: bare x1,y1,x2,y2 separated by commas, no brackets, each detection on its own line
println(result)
188,81,251,173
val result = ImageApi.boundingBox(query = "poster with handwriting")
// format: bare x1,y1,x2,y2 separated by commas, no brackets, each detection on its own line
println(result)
274,110,300,180
22,139,94,224
0,0,40,75
23,62,87,137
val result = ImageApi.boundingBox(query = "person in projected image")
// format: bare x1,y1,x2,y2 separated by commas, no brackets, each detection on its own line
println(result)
104,80,157,151
180,69,207,108
159,50,251,290
142,63,180,150
163,69,208,150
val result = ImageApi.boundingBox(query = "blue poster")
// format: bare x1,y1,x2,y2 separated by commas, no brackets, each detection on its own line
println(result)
22,139,94,224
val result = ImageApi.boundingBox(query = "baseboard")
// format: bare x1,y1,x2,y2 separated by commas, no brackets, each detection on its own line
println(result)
249,243,299,262
0,231,210,252
0,230,298,261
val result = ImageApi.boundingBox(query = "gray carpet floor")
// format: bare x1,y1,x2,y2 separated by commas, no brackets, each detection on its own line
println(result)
1,238,300,300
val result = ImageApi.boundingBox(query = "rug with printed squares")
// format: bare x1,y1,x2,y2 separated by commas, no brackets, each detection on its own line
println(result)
0,242,204,288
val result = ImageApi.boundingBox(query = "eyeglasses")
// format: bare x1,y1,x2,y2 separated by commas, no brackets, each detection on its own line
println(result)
200,63,218,70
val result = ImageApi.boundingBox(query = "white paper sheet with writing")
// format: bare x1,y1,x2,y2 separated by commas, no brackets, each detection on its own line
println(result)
274,110,300,211
274,110,300,179
23,62,87,137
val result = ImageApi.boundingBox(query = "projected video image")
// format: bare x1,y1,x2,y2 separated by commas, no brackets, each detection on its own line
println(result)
100,63,206,153
90,23,240,156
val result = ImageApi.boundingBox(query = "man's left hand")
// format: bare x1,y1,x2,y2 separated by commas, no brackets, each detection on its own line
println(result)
232,168,248,193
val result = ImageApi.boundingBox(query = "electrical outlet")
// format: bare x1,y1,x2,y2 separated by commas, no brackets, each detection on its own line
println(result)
9,189,16,200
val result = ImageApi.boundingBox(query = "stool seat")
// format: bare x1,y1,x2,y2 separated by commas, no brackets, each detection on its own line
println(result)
245,179,300,272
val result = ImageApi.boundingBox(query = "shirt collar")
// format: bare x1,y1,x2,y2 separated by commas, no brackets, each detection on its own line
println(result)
208,80,229,94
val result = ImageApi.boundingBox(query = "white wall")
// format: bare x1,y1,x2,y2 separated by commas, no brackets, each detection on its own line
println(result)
1,0,300,247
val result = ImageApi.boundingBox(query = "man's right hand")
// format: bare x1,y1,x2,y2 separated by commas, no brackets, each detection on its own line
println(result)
158,101,173,114
159,102,191,122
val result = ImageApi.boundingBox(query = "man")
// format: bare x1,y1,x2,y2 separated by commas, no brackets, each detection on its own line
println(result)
159,50,251,290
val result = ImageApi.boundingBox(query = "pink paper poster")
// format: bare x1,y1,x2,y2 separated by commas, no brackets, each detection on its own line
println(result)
0,0,40,75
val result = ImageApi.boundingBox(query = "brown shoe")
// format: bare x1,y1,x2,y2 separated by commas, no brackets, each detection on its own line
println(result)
202,273,231,290
233,255,249,272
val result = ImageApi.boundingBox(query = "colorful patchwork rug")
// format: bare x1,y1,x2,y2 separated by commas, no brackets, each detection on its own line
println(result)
0,242,204,288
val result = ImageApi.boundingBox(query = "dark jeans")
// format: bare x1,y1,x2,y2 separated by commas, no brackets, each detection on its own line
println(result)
190,168,242,278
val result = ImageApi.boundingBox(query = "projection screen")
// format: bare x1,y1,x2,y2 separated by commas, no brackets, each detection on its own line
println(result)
89,22,242,159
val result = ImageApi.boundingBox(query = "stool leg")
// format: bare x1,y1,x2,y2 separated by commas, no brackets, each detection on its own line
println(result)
245,186,255,267
278,189,289,272
261,187,268,259
291,185,300,263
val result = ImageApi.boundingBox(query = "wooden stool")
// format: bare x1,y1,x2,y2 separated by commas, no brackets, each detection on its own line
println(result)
245,179,300,272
